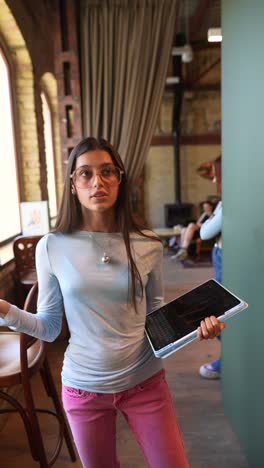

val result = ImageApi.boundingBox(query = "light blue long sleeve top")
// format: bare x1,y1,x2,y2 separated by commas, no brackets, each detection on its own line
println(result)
0,231,164,392
200,201,222,240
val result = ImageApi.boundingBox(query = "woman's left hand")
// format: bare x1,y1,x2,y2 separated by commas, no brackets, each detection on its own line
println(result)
197,316,225,341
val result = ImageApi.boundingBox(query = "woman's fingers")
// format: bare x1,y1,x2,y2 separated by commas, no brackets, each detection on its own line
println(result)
0,300,10,317
197,316,226,341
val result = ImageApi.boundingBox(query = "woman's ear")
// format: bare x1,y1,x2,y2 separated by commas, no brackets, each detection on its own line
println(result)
71,185,76,195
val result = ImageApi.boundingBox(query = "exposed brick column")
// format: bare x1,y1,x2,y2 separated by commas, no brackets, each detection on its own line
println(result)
53,0,82,180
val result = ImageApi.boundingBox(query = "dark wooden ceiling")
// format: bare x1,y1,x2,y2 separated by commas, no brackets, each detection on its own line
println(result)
175,0,221,45
169,0,221,91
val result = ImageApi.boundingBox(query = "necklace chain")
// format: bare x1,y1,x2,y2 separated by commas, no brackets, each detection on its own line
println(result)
88,233,112,264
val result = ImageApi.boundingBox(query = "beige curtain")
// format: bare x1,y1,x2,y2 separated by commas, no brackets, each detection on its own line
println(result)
81,0,178,182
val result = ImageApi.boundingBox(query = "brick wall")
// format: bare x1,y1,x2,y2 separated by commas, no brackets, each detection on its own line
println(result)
0,1,221,298
145,146,175,228
0,0,61,301
0,0,41,201
145,86,221,227
5,0,54,77
182,91,221,135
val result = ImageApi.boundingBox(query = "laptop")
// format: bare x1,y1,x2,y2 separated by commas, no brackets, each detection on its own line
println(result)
145,279,248,359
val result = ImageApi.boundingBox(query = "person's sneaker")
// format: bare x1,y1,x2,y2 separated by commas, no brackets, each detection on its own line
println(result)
168,236,178,248
170,248,188,261
199,362,221,379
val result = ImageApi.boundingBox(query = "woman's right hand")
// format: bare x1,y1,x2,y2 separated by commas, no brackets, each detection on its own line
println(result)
0,300,11,318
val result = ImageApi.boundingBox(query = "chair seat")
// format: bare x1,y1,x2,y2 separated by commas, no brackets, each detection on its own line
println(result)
0,332,44,384
20,270,38,286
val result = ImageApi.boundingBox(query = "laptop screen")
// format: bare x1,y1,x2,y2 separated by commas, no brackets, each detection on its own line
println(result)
145,279,241,351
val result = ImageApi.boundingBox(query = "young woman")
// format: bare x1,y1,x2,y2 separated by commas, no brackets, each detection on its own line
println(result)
0,138,225,467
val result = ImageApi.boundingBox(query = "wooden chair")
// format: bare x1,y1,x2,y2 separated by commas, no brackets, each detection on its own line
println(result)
195,237,215,260
13,235,42,307
0,282,76,467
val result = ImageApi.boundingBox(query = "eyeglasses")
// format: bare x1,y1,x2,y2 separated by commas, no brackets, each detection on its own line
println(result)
70,164,124,189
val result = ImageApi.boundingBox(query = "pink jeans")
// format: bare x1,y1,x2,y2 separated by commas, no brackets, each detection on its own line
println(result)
62,369,189,468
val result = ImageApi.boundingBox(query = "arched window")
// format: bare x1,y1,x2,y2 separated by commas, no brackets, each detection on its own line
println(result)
41,91,57,220
0,48,21,245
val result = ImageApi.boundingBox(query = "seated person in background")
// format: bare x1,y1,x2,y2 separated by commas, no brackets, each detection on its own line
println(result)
171,201,214,261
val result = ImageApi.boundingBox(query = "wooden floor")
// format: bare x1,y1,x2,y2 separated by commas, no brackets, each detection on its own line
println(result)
0,254,249,467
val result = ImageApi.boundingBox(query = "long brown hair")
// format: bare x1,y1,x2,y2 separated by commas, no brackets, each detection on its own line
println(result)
55,137,161,309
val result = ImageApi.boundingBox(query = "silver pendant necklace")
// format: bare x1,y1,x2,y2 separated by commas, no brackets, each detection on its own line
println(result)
102,252,111,264
88,233,112,264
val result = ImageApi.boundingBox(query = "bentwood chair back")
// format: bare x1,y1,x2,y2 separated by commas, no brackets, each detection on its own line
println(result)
13,235,42,307
0,281,76,467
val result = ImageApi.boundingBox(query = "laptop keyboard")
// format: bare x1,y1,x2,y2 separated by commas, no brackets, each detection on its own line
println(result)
147,312,183,349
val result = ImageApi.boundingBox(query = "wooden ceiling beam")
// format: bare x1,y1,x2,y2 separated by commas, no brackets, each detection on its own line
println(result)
165,82,220,91
192,40,221,51
151,134,221,146
183,83,221,91
191,57,221,84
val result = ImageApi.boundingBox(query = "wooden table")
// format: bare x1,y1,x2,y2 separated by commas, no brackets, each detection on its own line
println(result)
153,227,182,239
153,227,182,254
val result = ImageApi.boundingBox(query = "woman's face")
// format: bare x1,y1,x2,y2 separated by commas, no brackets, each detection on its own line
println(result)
71,150,120,215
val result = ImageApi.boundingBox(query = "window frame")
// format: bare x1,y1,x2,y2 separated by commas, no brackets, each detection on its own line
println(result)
0,37,22,249
41,89,58,223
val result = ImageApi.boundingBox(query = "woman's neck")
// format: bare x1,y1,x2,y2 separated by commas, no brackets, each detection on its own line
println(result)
80,212,117,233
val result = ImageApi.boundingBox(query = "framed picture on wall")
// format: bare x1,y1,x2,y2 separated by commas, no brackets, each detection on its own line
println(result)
20,201,50,236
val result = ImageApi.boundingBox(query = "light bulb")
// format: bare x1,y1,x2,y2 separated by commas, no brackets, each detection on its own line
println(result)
208,28,222,43
182,44,193,63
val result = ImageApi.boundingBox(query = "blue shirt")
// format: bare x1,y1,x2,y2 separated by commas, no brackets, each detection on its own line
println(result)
1,231,164,392
200,201,222,240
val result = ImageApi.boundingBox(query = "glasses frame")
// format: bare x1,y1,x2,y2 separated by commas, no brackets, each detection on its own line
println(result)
70,164,125,188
